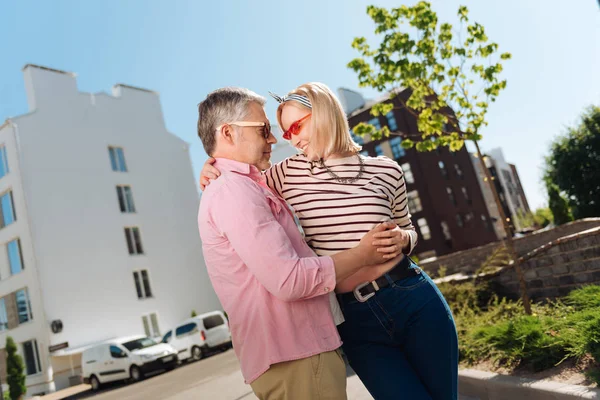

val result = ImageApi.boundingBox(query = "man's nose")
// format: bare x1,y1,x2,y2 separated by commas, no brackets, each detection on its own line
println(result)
267,132,277,145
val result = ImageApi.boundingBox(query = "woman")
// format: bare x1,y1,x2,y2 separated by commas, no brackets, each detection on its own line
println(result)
200,83,458,400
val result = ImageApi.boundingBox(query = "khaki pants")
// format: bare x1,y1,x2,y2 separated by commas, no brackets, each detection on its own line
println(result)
250,350,347,400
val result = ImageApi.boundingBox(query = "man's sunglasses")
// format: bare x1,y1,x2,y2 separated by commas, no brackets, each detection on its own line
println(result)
282,114,311,140
216,121,272,139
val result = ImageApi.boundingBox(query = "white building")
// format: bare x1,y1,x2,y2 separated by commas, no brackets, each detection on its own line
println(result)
470,153,507,239
470,148,531,235
0,65,221,396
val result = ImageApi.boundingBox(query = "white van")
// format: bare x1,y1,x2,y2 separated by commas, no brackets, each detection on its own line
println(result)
82,335,178,391
162,311,232,362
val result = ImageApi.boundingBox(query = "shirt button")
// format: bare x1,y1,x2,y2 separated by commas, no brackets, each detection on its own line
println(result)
324,287,330,292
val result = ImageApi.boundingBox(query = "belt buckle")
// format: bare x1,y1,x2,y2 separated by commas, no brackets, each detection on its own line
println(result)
353,281,377,303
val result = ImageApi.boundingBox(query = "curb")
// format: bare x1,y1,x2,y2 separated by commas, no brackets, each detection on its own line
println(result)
459,369,600,400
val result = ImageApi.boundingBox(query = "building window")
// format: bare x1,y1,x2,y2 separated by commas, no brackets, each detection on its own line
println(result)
125,227,144,255
446,187,457,206
386,111,398,132
481,214,493,231
142,313,160,337
465,212,475,223
351,130,364,145
438,161,449,179
117,186,136,213
0,146,8,179
456,214,464,228
16,289,33,324
454,163,464,179
461,187,472,204
375,144,384,156
441,221,452,241
133,270,153,299
7,239,24,275
369,118,381,130
109,146,127,172
390,137,405,159
22,340,42,376
0,191,16,228
417,218,431,240
407,190,423,213
0,298,8,331
401,163,414,184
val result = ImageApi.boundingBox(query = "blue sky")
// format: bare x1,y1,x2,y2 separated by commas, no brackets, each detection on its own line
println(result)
0,0,598,209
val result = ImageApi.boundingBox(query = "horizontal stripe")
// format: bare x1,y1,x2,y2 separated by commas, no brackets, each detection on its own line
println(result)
265,154,417,256
299,211,391,221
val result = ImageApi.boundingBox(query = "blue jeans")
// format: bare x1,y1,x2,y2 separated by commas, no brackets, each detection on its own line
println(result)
337,261,458,400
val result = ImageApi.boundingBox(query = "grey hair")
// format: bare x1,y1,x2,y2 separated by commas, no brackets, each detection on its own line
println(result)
197,87,266,156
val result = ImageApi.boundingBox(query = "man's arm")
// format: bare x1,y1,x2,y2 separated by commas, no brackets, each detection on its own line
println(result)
210,179,390,302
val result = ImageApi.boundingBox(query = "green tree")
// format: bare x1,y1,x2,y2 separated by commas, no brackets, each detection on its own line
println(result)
348,2,532,313
547,184,574,225
191,310,198,318
532,207,553,228
544,106,600,219
5,337,26,400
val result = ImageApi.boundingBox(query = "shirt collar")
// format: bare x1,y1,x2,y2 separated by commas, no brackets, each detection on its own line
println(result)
213,158,263,179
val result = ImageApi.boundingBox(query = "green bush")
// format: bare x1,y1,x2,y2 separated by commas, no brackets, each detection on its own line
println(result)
438,281,600,384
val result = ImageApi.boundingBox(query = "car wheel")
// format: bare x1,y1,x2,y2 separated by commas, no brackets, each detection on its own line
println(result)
130,365,143,382
191,346,203,361
90,375,101,392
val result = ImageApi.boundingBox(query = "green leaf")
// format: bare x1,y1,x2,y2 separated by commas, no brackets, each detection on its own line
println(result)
401,138,415,149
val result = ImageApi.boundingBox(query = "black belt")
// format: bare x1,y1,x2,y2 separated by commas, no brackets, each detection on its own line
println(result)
339,256,420,303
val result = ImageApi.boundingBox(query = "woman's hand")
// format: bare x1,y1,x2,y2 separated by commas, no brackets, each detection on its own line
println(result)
199,157,221,191
372,225,410,259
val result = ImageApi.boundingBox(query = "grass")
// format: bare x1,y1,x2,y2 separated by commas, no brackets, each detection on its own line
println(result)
436,274,600,384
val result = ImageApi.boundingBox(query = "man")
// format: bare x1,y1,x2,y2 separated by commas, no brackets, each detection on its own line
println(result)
197,87,394,400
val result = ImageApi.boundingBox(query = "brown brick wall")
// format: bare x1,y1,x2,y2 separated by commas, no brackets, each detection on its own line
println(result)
492,227,600,300
421,218,600,276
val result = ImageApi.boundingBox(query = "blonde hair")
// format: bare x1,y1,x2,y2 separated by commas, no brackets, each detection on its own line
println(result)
276,82,362,159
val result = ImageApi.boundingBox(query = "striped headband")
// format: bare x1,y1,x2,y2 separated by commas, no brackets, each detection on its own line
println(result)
268,91,312,109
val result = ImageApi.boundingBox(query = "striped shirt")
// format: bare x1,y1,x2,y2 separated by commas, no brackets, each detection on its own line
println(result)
265,154,418,257
264,154,419,325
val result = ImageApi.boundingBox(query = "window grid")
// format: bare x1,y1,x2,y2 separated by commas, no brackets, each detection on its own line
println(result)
390,137,405,159
401,163,414,184
125,227,144,255
0,191,16,228
109,147,128,172
16,289,33,325
417,218,431,240
23,340,42,376
117,185,136,213
407,191,423,213
386,111,398,132
7,239,24,275
133,270,153,299
0,146,9,179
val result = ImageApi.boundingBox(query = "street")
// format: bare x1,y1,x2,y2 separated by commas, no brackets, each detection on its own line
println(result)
62,350,374,400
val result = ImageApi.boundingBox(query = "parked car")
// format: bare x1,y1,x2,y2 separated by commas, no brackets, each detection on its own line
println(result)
162,311,232,362
82,335,178,391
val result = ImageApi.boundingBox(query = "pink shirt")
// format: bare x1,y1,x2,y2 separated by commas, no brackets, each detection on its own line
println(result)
198,158,342,383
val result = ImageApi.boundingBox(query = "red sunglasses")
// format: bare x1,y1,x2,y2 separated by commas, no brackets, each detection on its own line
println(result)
282,114,312,140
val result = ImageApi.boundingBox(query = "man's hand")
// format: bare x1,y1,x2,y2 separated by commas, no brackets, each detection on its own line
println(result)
199,157,221,191
372,225,411,259
357,221,402,265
